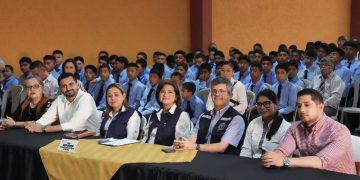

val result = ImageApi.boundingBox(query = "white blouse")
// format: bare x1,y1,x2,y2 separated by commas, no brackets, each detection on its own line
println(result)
240,116,291,158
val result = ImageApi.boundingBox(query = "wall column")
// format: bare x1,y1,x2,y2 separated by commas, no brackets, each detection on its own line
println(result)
190,0,212,52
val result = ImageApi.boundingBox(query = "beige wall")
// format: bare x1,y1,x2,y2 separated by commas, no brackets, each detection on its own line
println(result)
212,0,351,57
0,0,190,75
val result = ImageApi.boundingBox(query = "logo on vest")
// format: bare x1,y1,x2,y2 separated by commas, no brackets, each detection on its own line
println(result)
220,117,231,121
217,122,226,131
202,115,212,119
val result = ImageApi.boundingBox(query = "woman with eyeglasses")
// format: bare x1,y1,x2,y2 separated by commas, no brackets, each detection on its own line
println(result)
1,77,52,128
99,83,141,139
240,89,290,158
142,80,192,146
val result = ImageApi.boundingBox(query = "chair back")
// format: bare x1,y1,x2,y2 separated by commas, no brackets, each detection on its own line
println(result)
351,135,360,175
196,88,210,104
1,85,23,118
246,90,255,105
351,78,360,108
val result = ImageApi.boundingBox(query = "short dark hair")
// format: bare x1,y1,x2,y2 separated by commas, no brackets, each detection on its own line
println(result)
194,53,206,62
85,65,97,74
174,50,186,57
5,65,14,72
177,63,188,71
343,41,359,50
52,50,63,55
99,51,109,57
136,58,147,69
99,56,109,64
73,56,85,64
238,55,250,63
182,82,196,95
275,63,288,72
57,73,77,87
43,55,56,62
171,71,183,79
331,47,345,58
156,80,182,107
305,48,317,58
214,50,225,58
152,63,164,75
199,62,212,72
318,43,329,54
297,88,324,104
98,64,111,72
109,55,119,61
261,56,273,64
250,62,263,72
277,48,290,55
116,56,128,68
137,52,147,60
149,69,162,78
19,57,32,64
30,60,46,70
221,61,235,71
127,62,138,69
287,61,299,70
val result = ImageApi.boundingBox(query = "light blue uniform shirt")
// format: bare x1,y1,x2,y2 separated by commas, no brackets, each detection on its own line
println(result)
262,70,277,85
271,80,297,115
181,95,205,125
123,78,146,109
288,76,305,89
334,63,352,97
341,58,360,86
298,63,320,81
93,77,115,110
138,84,160,117
245,80,268,106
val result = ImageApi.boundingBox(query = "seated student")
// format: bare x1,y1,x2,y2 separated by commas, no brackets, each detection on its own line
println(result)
1,77,52,128
173,77,246,155
240,89,290,158
342,41,360,86
261,56,277,85
194,63,215,91
331,47,351,99
61,59,85,91
18,57,33,86
99,84,141,139
25,73,100,133
237,55,251,85
142,80,192,146
124,63,145,106
108,55,119,71
290,49,306,73
287,61,305,89
98,55,109,67
271,63,297,122
190,53,207,79
180,82,205,125
298,48,320,81
43,55,60,79
74,56,86,83
83,65,97,95
171,72,184,90
111,56,128,85
311,57,344,117
245,62,268,106
206,61,248,114
30,61,59,99
2,65,19,91
93,65,115,110
154,52,174,80
136,58,149,86
53,50,64,74
261,89,356,175
176,63,193,82
138,69,161,118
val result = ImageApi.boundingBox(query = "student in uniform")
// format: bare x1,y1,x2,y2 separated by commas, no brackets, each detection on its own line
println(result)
123,63,146,109
180,82,205,125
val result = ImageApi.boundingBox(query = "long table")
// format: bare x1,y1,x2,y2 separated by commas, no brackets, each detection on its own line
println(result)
0,128,358,180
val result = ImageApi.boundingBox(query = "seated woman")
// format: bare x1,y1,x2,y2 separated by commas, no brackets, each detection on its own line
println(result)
240,89,290,158
62,59,85,91
142,80,192,146
99,83,141,140
1,77,52,128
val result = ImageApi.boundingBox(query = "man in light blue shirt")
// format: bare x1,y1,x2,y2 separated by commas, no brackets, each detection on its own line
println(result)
245,62,268,106
342,41,360,87
43,55,60,79
138,69,161,118
287,61,305,89
136,58,149,86
180,82,205,125
123,63,146,109
195,63,214,92
2,65,19,91
331,48,352,97
237,55,251,85
93,65,115,110
74,56,86,83
261,56,277,85
111,56,128,86
272,63,297,122
298,48,320,81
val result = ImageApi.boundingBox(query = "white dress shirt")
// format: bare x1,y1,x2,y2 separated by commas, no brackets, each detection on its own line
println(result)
206,78,248,114
240,116,290,158
141,104,193,144
37,89,101,132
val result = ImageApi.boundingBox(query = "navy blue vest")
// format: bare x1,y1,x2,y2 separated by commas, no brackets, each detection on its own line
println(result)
146,107,183,146
196,106,246,155
100,107,136,139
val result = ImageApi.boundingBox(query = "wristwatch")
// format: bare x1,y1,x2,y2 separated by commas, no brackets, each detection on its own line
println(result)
42,126,47,133
283,157,291,167
196,144,200,151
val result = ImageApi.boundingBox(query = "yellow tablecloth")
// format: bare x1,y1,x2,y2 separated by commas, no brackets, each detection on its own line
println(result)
39,139,197,180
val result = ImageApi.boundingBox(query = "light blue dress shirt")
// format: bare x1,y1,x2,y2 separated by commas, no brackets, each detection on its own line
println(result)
123,78,146,109
262,70,277,85
298,63,320,81
138,84,160,117
93,77,115,110
181,95,205,125
271,80,297,115
334,63,352,97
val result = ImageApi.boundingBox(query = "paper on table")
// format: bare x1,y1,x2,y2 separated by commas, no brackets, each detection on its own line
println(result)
99,138,139,146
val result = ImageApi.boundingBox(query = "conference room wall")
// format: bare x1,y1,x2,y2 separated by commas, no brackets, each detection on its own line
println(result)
0,0,190,76
212,0,351,57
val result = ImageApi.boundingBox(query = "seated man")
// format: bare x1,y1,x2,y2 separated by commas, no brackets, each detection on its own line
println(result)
180,82,205,125
287,61,305,89
194,63,214,92
174,77,246,155
261,88,355,175
93,65,115,110
311,57,344,116
298,48,320,81
25,73,100,133
138,69,161,118
123,63,146,109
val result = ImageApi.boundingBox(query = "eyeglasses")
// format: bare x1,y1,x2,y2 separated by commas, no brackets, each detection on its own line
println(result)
211,89,227,95
26,84,42,90
255,101,272,108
